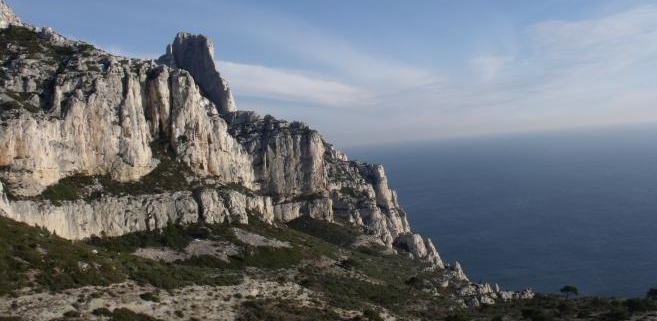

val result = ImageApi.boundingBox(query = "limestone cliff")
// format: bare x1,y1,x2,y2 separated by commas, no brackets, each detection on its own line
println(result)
0,1,444,271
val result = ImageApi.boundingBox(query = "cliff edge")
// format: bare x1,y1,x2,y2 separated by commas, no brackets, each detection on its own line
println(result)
0,1,534,312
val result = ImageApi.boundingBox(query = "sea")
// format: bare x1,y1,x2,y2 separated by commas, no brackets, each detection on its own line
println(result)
343,123,657,298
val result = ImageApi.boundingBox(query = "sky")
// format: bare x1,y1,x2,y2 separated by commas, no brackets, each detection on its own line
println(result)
8,0,657,147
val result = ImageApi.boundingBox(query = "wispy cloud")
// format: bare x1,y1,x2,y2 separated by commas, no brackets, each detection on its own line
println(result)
214,2,440,92
470,55,514,81
102,2,657,146
219,61,373,108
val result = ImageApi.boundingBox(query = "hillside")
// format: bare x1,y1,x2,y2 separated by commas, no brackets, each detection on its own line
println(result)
0,2,656,320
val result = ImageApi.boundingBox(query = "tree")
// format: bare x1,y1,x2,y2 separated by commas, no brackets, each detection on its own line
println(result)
646,288,657,300
560,285,578,298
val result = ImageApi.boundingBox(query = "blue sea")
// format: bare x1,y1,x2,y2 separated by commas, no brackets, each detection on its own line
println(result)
344,124,657,298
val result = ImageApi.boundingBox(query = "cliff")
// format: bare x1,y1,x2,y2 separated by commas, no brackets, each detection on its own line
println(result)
0,0,440,269
0,3,541,317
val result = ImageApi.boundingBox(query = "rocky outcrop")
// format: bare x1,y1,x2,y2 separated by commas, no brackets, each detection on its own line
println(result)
395,233,444,268
227,112,328,196
158,32,236,114
458,282,535,308
0,0,20,29
0,182,274,240
453,261,469,282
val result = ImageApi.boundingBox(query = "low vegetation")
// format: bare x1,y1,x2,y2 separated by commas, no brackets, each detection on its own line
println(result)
287,215,360,247
35,141,196,204
1,214,657,320
237,299,341,321
0,216,124,295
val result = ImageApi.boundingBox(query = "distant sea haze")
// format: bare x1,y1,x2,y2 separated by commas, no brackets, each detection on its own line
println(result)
345,123,657,298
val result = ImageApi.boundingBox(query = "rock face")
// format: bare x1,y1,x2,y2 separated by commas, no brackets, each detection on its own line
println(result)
395,233,444,268
0,4,441,271
0,181,275,240
457,282,535,308
0,32,253,196
0,0,20,29
158,32,236,114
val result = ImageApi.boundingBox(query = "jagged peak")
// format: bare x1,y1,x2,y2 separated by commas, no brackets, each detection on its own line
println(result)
158,31,236,114
0,0,21,29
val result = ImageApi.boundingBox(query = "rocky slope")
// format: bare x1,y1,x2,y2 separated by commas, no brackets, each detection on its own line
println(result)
0,0,435,266
0,1,539,317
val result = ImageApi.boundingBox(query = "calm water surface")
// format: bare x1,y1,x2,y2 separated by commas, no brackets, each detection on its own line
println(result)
344,124,657,297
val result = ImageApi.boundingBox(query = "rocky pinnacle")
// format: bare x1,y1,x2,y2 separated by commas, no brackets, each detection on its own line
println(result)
158,32,237,114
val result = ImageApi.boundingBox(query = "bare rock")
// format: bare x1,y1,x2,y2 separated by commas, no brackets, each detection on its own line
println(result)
453,261,469,282
0,0,20,28
394,233,445,269
158,32,236,114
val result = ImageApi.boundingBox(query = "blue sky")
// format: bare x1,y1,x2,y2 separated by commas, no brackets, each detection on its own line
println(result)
8,0,657,147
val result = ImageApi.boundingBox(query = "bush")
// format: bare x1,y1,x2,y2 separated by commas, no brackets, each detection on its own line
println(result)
287,216,360,247
62,311,79,318
647,288,657,300
237,299,341,321
521,308,553,321
444,313,469,321
139,292,160,302
362,309,384,321
624,298,657,313
109,308,162,321
92,308,112,316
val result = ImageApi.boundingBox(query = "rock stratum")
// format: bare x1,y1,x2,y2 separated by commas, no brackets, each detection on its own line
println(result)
0,2,542,318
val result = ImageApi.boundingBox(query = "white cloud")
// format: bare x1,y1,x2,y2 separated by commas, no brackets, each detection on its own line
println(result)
529,5,657,50
470,55,514,81
215,2,441,92
219,61,373,108
94,44,157,60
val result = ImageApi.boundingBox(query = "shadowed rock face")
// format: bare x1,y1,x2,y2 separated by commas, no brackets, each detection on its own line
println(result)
158,32,236,114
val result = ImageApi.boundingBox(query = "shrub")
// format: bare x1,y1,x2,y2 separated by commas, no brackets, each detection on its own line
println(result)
362,308,384,321
237,299,341,321
444,313,469,321
92,308,112,316
624,298,657,313
647,288,657,300
287,216,360,247
139,292,160,302
110,308,162,321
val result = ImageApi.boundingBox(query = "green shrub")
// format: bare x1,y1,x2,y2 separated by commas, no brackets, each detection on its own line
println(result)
624,298,657,313
0,216,125,295
237,299,341,321
287,216,360,247
444,313,470,321
109,308,162,321
139,292,160,302
521,308,553,321
62,310,79,318
362,308,384,321
92,308,112,316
